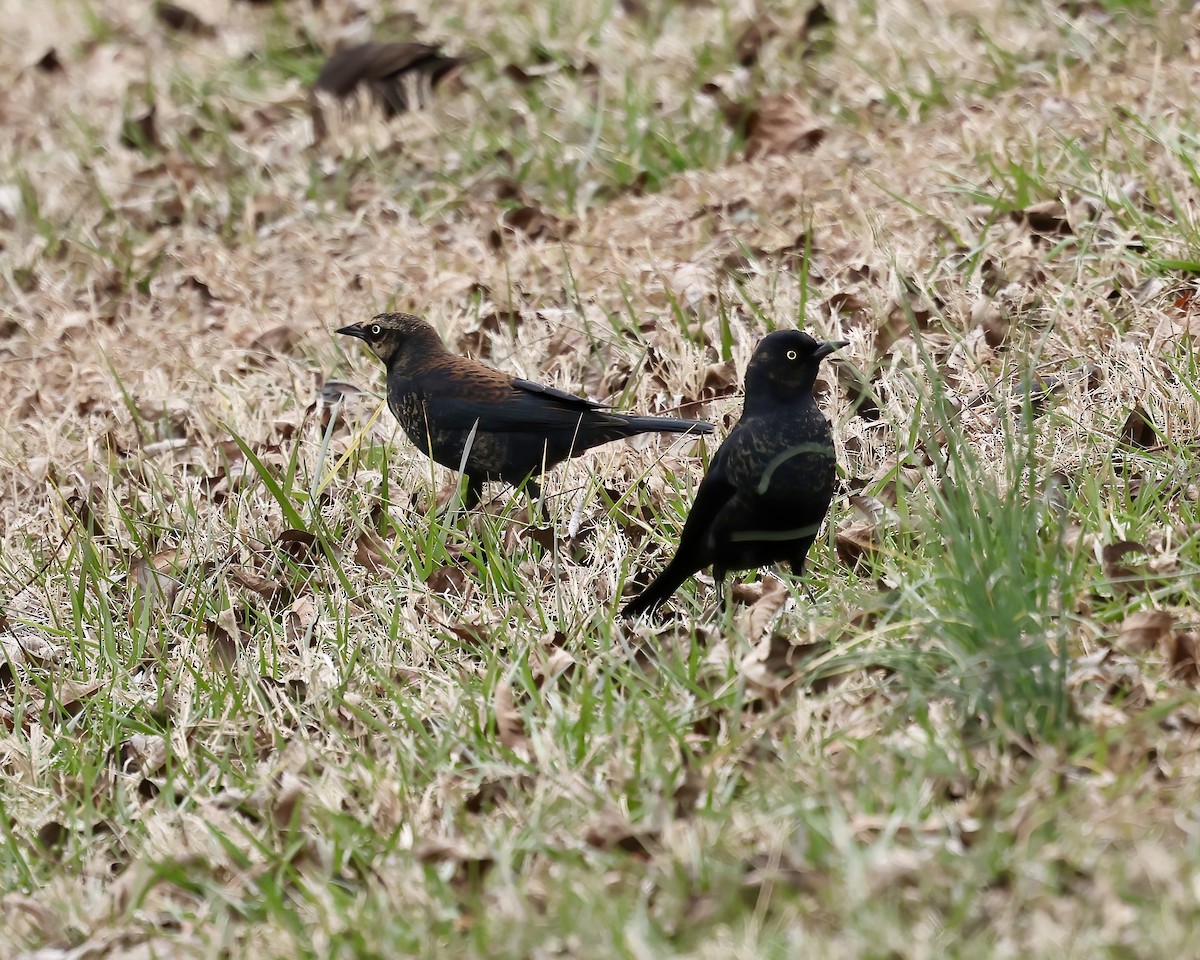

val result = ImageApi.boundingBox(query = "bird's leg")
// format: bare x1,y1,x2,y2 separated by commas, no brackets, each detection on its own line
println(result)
462,476,484,510
713,568,728,615
790,560,817,603
439,475,482,519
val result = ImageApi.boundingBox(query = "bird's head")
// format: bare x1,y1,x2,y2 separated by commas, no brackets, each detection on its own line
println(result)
743,330,848,407
337,312,446,367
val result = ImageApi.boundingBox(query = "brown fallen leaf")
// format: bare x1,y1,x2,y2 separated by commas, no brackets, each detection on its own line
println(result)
744,92,826,159
129,549,189,624
426,564,472,597
742,576,788,639
1114,609,1174,654
1013,199,1074,236
494,680,529,751
155,1,216,36
836,523,876,572
229,566,285,602
272,773,307,829
583,807,657,857
354,529,394,574
34,48,62,73
1119,405,1158,449
283,596,317,649
734,16,778,66
977,302,1009,348
41,678,105,718
1101,540,1157,597
741,632,805,697
207,607,247,666
1170,631,1200,684
414,837,494,890
490,203,571,248
247,325,302,357
120,105,158,152
119,733,168,775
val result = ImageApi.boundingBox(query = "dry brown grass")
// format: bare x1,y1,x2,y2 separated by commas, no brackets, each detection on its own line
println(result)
3,0,1200,956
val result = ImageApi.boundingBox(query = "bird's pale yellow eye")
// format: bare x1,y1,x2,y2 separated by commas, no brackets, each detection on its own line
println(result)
786,350,798,360
369,324,382,337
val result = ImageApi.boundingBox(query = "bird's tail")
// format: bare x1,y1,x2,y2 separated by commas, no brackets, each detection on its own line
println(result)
621,562,693,618
616,415,714,436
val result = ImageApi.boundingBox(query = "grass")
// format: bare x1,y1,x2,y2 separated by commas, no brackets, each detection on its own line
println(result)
3,0,1200,956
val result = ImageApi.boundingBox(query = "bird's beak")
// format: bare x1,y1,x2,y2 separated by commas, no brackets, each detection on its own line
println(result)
814,339,850,360
337,323,367,340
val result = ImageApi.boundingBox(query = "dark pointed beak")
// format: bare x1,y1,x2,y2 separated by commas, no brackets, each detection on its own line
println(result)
814,339,850,360
337,323,367,340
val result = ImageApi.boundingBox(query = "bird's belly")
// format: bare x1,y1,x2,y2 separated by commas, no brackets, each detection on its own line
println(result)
743,448,835,499
709,492,831,571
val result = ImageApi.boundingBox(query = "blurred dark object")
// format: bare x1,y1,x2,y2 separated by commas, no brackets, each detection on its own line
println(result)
313,42,471,116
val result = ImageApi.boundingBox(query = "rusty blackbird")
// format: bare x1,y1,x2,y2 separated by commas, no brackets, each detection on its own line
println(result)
338,313,714,507
622,330,847,616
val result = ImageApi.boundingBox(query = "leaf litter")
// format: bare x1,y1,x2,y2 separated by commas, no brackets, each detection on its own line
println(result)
3,0,1200,954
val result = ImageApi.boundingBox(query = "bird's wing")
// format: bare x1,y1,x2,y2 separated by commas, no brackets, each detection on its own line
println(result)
511,378,609,410
413,372,613,433
667,439,739,558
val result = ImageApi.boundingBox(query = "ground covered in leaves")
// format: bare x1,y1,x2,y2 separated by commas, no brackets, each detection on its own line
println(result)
3,0,1200,956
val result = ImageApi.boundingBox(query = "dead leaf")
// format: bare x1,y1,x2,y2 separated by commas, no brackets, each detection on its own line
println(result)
491,204,571,247
977,302,1009,347
734,16,778,66
247,326,302,357
426,564,472,597
494,680,529,751
1115,609,1174,654
283,596,317,648
129,549,188,623
354,529,394,574
119,733,168,775
745,92,826,159
1119,405,1158,449
414,837,494,890
1013,199,1074,236
207,607,246,665
740,633,804,696
229,566,285,602
742,576,788,638
43,678,104,718
583,807,657,857
1170,631,1200,684
155,1,216,36
1101,541,1155,597
272,773,306,829
34,48,62,73
120,104,158,152
836,523,877,572
277,529,320,568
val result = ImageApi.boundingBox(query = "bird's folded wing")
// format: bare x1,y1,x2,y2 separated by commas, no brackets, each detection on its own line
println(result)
415,380,612,433
670,456,738,558
511,378,610,410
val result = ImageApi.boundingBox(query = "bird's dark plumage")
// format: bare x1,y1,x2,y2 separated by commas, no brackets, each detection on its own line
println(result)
622,330,847,617
313,42,470,116
338,313,715,507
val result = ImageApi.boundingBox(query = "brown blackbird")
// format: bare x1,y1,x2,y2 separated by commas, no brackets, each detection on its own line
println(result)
338,313,714,507
622,330,847,617
312,42,471,116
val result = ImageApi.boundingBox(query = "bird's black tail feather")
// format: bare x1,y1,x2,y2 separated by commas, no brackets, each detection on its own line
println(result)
621,563,693,618
618,415,714,436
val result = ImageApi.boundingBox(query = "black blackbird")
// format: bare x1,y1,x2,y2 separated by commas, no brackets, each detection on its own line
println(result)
622,330,847,617
338,313,715,507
